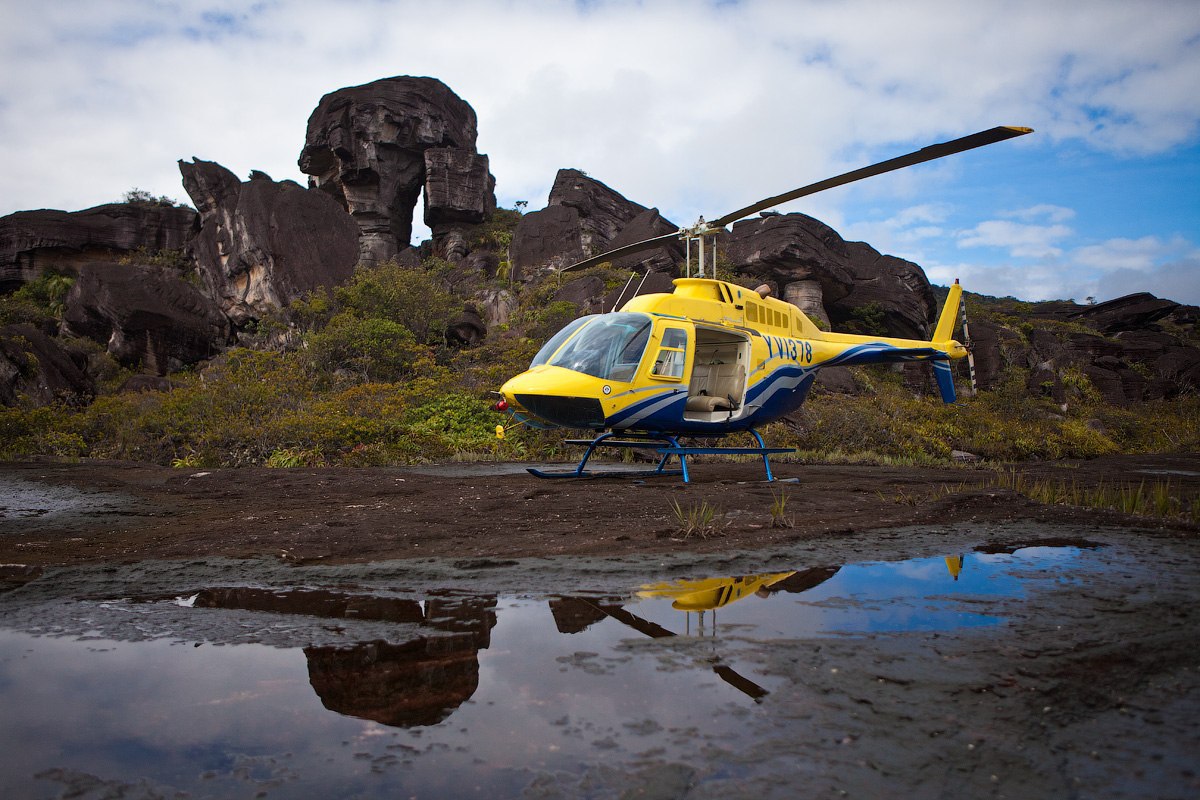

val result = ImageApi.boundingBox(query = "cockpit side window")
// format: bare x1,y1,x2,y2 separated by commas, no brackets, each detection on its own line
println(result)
650,327,689,380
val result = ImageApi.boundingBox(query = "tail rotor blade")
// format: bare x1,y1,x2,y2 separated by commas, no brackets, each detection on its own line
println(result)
960,290,978,397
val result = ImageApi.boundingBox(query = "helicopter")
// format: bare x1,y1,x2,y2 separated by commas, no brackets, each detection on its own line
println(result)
496,126,1033,481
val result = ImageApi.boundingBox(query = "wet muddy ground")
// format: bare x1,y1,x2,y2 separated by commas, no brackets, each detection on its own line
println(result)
1,454,1198,798
2,453,1197,567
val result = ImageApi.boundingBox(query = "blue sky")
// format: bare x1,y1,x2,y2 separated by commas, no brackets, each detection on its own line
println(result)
1,0,1197,305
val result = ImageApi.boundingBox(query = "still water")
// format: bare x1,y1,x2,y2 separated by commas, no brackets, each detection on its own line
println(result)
0,547,1089,798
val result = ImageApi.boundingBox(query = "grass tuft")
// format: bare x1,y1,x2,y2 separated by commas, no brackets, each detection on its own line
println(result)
769,488,795,528
669,498,723,539
991,470,1196,523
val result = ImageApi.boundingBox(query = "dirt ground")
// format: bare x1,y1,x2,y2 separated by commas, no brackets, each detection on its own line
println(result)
1,453,1197,570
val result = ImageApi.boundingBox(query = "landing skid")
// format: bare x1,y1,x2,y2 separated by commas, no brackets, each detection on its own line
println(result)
527,430,794,483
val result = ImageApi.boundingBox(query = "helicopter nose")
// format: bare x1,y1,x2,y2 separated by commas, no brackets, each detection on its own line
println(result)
500,367,607,429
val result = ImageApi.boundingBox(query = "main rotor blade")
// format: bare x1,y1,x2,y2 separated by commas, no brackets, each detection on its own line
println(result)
562,229,683,272
709,126,1033,229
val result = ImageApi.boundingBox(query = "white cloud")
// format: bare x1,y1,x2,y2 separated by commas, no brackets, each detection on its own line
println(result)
927,234,1200,306
957,220,1075,258
925,261,1078,303
1072,234,1199,273
1000,204,1076,223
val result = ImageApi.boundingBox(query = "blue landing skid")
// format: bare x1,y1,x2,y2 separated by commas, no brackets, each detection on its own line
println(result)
527,429,794,483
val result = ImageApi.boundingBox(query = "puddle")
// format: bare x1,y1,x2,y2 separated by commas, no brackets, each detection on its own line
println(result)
0,544,1121,798
0,476,154,529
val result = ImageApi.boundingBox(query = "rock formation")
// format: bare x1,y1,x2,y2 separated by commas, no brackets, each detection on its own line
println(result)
61,261,230,375
0,203,197,291
967,294,1200,404
725,213,937,339
299,76,494,265
179,159,360,325
510,169,683,279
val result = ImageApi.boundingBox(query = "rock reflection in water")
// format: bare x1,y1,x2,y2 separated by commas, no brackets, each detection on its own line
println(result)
193,587,496,727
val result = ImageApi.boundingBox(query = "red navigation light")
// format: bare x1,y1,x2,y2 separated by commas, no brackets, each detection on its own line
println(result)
493,399,509,412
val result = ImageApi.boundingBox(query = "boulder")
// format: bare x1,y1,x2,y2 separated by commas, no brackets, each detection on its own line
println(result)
813,366,860,394
510,205,586,276
299,76,492,265
179,158,359,325
553,275,607,313
550,168,650,250
423,147,496,228
62,261,230,375
0,203,197,292
510,170,681,278
476,288,518,329
0,323,94,406
605,207,683,274
724,213,936,339
446,306,487,347
1155,346,1200,391
1028,293,1182,333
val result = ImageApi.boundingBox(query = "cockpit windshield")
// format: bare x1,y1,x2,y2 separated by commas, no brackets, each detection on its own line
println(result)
530,315,595,368
545,313,652,382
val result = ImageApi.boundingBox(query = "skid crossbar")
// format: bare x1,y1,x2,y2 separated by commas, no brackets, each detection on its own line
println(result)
527,429,794,483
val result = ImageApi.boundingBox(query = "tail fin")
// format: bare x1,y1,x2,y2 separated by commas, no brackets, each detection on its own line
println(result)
931,280,964,403
933,280,963,344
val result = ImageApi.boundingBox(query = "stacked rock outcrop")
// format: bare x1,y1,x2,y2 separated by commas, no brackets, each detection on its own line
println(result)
299,76,495,266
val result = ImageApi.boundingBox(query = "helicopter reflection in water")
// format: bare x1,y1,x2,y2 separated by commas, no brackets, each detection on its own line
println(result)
187,556,970,724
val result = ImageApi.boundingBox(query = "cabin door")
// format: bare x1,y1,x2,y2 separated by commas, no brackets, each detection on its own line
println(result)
684,329,750,419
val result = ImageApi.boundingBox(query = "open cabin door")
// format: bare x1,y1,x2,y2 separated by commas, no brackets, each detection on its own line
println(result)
684,327,750,420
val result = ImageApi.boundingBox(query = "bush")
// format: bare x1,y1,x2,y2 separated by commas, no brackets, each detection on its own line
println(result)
332,259,459,345
306,312,426,383
0,273,75,324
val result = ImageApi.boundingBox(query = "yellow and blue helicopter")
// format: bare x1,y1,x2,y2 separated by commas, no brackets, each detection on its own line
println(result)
497,127,1032,481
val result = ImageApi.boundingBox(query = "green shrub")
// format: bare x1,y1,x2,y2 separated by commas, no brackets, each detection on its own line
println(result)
0,273,75,324
306,312,426,383
332,259,459,345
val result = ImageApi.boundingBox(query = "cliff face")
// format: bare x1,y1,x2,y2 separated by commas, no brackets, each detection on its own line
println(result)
725,213,937,340
179,159,360,325
0,203,197,292
967,295,1200,404
510,169,682,280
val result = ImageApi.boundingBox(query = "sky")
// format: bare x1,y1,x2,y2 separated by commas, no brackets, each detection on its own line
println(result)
1,0,1197,305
